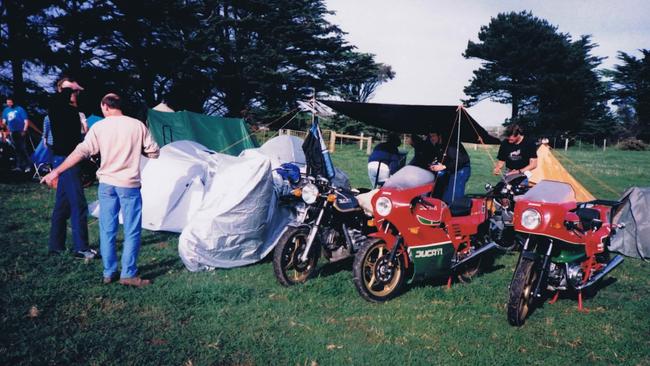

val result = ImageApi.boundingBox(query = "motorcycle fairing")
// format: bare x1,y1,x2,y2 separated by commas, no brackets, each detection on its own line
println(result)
514,201,585,244
407,242,455,282
414,197,443,226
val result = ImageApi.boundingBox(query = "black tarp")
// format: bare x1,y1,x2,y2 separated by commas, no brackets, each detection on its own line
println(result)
320,100,500,145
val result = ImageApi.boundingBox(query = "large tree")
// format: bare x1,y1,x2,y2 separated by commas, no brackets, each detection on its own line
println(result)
607,50,650,141
190,0,392,118
463,11,609,136
0,0,55,110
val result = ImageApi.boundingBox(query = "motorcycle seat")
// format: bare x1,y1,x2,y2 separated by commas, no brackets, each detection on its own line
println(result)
449,197,473,217
575,207,601,230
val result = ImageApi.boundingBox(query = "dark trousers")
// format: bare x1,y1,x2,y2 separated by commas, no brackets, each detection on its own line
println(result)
48,155,89,253
10,132,30,170
442,165,471,204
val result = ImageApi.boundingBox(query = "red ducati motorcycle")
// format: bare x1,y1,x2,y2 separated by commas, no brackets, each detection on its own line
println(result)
507,180,625,326
352,168,502,302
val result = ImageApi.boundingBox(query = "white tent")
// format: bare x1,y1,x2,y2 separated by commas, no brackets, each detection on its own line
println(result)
152,102,174,112
140,141,211,232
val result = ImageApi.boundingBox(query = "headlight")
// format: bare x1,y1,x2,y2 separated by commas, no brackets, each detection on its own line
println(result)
375,196,393,217
301,183,319,204
521,208,542,230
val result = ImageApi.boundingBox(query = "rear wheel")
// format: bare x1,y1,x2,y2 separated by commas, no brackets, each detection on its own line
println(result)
457,232,496,283
273,227,319,286
353,239,406,303
507,258,539,326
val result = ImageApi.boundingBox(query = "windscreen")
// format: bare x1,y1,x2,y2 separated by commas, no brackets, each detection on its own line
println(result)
383,165,435,190
519,180,576,203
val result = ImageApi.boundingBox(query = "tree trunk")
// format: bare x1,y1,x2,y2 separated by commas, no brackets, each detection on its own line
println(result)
511,93,520,120
6,0,25,102
70,0,82,75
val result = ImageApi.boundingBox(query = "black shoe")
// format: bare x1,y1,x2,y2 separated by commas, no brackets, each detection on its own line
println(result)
73,249,100,259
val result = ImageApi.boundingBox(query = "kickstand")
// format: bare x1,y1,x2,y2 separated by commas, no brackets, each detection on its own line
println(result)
548,291,559,304
577,290,589,313
446,276,452,289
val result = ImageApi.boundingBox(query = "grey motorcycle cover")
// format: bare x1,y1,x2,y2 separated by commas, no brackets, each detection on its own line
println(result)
611,187,650,260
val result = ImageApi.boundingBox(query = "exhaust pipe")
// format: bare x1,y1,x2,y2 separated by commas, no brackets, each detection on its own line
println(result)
451,241,498,270
575,255,624,290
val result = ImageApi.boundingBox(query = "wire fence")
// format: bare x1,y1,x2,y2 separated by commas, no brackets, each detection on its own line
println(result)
253,128,637,155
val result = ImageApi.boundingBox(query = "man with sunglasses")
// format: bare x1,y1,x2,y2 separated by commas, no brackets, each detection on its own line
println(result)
493,124,537,179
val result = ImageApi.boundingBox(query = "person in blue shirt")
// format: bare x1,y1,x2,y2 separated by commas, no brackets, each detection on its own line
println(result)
2,96,31,172
367,133,402,187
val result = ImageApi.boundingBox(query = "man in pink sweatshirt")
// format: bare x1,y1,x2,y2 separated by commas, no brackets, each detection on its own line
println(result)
42,93,160,287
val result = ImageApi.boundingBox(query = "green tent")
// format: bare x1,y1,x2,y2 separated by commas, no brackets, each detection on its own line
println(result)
147,109,257,155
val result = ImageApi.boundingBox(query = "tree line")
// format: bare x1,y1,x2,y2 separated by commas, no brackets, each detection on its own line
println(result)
464,11,649,143
1,5,648,143
0,0,393,123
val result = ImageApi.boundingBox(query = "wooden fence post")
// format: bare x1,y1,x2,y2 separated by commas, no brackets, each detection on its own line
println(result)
603,139,607,152
329,130,336,153
366,137,372,155
564,138,569,151
359,132,364,150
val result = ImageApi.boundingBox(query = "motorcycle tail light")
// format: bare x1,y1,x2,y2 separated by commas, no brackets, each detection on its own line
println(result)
521,208,542,230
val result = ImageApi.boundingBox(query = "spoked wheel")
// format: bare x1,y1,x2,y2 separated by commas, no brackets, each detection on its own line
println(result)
353,239,406,303
507,258,539,326
273,227,319,286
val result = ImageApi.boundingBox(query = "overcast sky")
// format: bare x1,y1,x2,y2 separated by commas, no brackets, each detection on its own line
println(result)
324,0,650,126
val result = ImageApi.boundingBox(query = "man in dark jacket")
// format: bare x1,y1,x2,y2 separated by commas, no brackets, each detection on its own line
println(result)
47,78,98,259
439,139,471,204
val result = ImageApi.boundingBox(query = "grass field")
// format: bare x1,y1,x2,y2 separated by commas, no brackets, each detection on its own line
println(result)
1,145,649,365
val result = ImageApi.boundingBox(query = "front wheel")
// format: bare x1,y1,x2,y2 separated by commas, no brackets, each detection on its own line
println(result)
353,239,406,303
273,226,319,286
507,258,539,326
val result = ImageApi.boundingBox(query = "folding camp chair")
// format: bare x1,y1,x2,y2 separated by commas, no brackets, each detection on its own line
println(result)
28,135,51,180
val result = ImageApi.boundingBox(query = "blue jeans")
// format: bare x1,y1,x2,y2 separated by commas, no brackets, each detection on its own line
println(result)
11,132,31,170
98,183,143,279
443,165,471,204
48,155,89,253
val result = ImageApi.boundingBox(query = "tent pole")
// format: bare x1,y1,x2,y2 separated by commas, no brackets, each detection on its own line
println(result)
451,107,462,203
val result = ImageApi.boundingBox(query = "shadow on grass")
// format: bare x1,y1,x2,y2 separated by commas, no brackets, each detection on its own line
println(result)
139,231,179,247
317,256,353,278
138,258,184,280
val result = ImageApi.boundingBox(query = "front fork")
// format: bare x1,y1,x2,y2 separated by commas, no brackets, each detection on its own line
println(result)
532,239,554,298
299,201,328,262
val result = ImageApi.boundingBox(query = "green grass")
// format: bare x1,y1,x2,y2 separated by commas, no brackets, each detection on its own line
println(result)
1,145,650,365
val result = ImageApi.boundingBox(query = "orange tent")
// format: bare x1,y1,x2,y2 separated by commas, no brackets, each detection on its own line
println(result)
529,144,595,202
